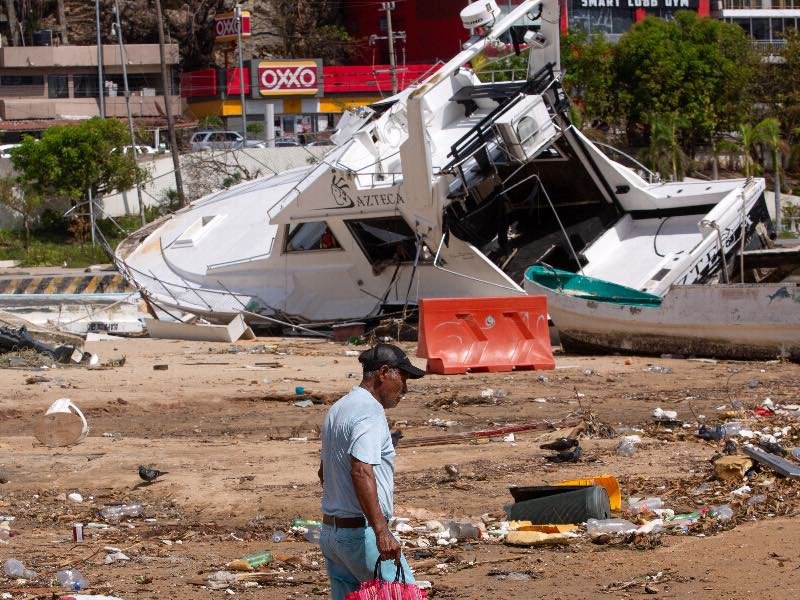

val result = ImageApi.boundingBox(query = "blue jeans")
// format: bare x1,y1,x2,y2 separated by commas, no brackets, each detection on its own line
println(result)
320,523,415,600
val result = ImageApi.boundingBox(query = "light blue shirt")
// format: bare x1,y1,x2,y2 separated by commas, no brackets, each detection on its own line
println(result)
321,386,395,519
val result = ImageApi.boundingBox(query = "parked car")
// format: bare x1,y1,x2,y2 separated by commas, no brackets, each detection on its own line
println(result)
0,143,20,159
189,131,266,152
274,136,300,147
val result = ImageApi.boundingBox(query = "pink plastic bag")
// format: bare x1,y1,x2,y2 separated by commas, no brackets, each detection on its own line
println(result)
345,560,427,600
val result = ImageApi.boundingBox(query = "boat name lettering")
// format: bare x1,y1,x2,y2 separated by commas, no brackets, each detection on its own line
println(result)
355,193,405,207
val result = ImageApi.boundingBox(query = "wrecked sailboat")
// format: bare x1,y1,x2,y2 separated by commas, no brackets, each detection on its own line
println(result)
115,0,772,327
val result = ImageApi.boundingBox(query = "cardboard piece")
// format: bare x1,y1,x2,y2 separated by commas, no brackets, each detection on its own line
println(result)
713,455,753,481
505,530,573,546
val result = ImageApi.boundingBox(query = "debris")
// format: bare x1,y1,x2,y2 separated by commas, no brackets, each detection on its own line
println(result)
67,492,83,503
4,558,36,580
539,438,578,451
226,551,273,572
444,464,459,479
616,435,641,456
652,407,678,422
400,420,579,448
33,398,89,448
742,444,800,478
709,505,734,521
138,465,168,483
145,314,255,343
104,551,130,564
646,365,673,373
99,504,143,523
586,518,638,534
713,455,754,481
544,446,581,463
293,399,314,408
504,530,573,546
628,497,663,515
0,325,83,364
508,485,610,524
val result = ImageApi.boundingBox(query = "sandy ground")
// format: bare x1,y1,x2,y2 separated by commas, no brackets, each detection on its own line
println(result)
1,337,800,599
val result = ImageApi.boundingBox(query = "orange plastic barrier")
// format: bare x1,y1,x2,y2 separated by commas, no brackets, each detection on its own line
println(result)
417,296,555,374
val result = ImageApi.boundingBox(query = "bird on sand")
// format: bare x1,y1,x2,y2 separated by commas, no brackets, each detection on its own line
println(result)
540,438,579,452
138,465,169,483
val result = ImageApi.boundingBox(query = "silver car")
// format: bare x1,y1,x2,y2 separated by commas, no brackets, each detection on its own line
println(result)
189,131,266,152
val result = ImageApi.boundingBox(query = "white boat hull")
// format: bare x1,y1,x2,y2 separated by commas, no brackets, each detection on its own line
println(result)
523,280,800,360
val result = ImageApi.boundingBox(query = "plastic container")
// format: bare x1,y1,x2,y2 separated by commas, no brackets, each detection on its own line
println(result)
721,422,743,437
99,504,143,523
508,486,611,524
586,518,637,535
709,505,733,521
628,497,663,514
442,520,480,541
616,436,640,456
557,475,622,511
33,398,89,447
304,524,321,543
57,568,89,590
271,530,286,543
242,551,273,569
3,558,36,580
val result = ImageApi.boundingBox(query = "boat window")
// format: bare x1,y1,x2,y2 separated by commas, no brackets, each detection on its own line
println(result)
284,221,341,252
345,217,419,265
173,214,226,248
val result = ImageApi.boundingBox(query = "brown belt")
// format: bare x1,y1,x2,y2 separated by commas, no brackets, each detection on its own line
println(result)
323,514,367,528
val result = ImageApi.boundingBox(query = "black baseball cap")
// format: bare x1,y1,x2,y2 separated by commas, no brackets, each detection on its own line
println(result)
358,343,426,379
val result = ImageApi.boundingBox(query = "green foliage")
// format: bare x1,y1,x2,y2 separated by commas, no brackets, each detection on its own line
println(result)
11,118,146,202
199,115,224,130
246,121,265,137
0,177,44,249
0,229,117,268
613,12,756,148
561,30,616,125
641,112,690,180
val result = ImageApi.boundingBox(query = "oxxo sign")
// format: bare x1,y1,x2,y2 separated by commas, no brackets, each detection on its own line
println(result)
214,11,251,43
258,61,320,96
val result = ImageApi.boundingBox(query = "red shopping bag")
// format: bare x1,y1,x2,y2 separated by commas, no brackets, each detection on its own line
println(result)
345,559,427,600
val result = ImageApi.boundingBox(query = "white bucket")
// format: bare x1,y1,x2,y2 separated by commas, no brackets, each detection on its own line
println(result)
33,399,89,447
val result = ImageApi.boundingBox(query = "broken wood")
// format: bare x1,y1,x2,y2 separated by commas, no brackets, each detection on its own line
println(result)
399,420,579,448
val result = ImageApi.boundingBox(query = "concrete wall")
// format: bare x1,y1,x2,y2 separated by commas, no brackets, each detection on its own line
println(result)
0,44,179,68
0,96,182,120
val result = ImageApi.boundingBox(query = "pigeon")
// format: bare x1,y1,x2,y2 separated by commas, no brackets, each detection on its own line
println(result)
390,430,404,447
444,464,459,479
545,446,582,463
138,465,168,483
723,439,738,455
540,438,579,452
697,424,723,442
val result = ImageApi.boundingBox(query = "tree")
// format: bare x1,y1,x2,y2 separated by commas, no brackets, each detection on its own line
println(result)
612,12,757,150
0,177,43,250
11,118,146,205
3,0,20,46
641,113,689,181
561,30,616,127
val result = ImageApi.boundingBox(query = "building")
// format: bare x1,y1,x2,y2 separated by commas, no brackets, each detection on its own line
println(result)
181,60,435,141
0,43,183,139
715,0,800,50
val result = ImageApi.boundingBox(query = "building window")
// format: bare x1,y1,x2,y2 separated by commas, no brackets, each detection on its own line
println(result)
48,75,69,99
0,75,44,86
751,18,770,41
345,217,419,265
0,75,45,97
284,222,341,252
74,75,100,98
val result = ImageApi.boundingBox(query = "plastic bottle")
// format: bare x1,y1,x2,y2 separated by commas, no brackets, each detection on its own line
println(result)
304,524,321,543
586,518,637,534
291,518,321,528
721,422,743,437
3,558,36,580
271,530,286,543
56,568,89,590
443,521,480,541
709,505,733,521
628,497,663,514
242,551,273,569
647,365,673,373
99,504,143,523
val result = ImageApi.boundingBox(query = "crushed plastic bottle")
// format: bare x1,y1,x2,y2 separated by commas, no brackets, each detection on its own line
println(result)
646,365,673,373
304,524,321,543
616,435,641,456
721,422,743,437
99,504,143,523
242,551,273,569
271,530,286,543
709,505,734,521
3,558,36,580
291,518,322,528
57,568,89,590
747,494,766,506
442,520,480,541
628,497,663,514
586,518,637,534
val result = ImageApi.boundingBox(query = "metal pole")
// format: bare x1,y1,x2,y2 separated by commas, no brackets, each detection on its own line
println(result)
88,188,96,246
235,4,248,141
265,103,275,147
154,0,187,208
383,2,398,95
96,0,105,117
113,0,146,226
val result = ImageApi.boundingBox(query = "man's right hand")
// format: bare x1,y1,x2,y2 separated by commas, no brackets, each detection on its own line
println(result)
374,526,401,562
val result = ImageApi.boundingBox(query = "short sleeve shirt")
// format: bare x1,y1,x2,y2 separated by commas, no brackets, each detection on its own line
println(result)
321,386,395,518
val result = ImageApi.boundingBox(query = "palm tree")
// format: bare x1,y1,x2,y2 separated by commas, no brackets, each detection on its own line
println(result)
642,113,689,181
736,118,787,230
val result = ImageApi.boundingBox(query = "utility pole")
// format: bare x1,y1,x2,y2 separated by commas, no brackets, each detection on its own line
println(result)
154,0,186,208
235,3,248,142
112,0,147,226
96,0,105,117
370,3,405,95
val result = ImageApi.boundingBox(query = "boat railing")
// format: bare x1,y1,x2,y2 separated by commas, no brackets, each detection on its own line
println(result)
590,141,660,184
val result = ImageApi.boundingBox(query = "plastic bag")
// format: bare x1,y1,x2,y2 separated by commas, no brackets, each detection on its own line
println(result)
345,560,427,600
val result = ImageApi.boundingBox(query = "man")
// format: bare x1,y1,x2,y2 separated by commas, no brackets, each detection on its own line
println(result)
319,343,425,599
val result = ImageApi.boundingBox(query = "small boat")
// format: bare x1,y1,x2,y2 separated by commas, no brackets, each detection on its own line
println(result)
524,265,800,360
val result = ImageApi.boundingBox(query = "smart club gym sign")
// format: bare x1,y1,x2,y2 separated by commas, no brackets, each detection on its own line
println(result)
577,0,697,7
214,11,251,44
257,60,321,97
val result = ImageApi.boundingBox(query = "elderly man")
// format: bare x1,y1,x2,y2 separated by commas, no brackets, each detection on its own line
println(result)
318,343,425,599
